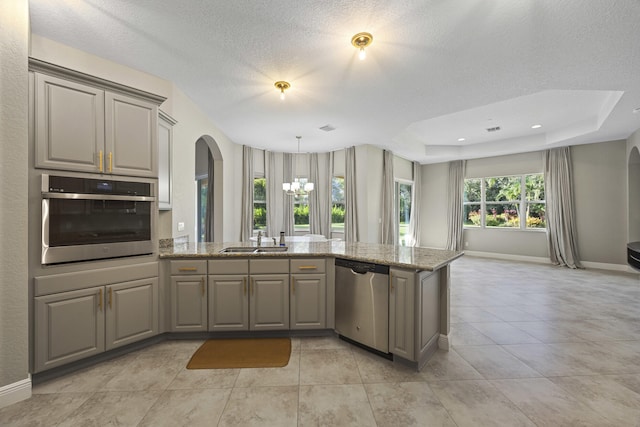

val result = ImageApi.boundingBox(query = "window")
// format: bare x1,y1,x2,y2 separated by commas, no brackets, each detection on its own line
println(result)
331,176,345,232
293,177,310,232
396,181,413,245
464,174,545,229
253,177,266,232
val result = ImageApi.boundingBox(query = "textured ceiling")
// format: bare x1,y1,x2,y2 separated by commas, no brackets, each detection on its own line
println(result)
29,0,640,163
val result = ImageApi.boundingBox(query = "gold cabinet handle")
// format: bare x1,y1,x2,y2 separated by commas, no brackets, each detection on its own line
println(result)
243,277,247,296
98,150,103,172
200,277,205,297
178,267,198,272
108,287,112,309
298,266,317,270
98,288,103,311
108,152,113,173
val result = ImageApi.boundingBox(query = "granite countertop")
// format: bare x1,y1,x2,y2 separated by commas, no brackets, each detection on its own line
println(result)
159,241,464,271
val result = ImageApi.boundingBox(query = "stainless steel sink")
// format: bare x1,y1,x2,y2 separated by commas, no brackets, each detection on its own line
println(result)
255,246,289,252
219,247,258,253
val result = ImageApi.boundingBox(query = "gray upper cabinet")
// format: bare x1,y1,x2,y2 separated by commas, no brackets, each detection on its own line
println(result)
34,73,105,173
158,111,176,210
105,92,158,177
30,59,166,178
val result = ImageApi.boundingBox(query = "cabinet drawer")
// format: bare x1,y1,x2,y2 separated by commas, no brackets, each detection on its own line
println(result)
209,259,249,275
250,258,289,274
290,258,326,274
170,260,207,275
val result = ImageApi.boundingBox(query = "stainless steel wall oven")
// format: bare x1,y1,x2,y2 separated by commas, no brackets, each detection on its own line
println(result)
41,174,155,264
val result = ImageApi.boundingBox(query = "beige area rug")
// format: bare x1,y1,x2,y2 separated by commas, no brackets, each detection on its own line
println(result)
186,338,291,369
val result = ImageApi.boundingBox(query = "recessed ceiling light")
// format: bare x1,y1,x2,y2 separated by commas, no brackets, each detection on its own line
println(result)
531,124,542,129
457,138,466,142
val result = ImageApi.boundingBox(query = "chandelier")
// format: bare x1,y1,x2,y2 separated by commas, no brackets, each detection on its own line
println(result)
283,136,314,196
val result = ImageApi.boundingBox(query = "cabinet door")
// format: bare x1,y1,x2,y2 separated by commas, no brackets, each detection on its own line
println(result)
290,274,326,329
34,73,105,173
105,278,158,351
171,276,207,332
250,274,290,331
34,287,105,373
389,269,415,361
209,275,249,331
105,92,157,177
158,112,174,210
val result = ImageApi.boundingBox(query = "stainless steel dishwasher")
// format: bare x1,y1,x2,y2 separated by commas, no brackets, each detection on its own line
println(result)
335,258,390,354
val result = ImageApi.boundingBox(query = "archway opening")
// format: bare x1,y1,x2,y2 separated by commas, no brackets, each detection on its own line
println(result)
195,136,223,242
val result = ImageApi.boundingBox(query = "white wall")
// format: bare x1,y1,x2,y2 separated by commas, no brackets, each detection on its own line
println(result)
627,128,640,243
355,145,384,243
572,140,627,264
0,0,29,393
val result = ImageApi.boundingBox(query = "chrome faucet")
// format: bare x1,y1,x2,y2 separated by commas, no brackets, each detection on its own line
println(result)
257,230,262,246
272,237,277,245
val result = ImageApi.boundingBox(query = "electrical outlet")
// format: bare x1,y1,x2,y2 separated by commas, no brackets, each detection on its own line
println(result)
465,241,469,247
177,222,185,232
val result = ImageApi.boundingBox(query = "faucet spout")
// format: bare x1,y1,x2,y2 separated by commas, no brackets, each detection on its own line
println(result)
257,230,262,246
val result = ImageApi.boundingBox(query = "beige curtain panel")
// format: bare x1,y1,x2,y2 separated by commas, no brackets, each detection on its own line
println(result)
544,147,583,269
240,145,254,241
446,160,466,251
381,149,395,245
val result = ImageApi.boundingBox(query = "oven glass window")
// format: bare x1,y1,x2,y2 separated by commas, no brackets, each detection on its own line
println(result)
48,199,151,246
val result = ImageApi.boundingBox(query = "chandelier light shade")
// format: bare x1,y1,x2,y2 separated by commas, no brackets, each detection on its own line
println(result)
274,80,290,100
351,32,373,60
283,136,314,196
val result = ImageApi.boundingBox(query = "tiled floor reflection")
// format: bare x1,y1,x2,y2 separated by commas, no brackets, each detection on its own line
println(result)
2,256,640,426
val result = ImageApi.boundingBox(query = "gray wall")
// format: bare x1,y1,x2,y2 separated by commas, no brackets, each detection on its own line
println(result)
573,140,627,264
627,128,640,242
0,0,29,388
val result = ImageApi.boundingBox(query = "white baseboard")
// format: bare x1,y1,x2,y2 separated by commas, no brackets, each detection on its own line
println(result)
0,377,31,409
581,261,637,274
464,251,551,265
465,251,635,273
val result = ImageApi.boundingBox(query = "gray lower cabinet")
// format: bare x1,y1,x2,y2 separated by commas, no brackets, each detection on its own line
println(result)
290,258,326,330
208,258,289,331
170,260,208,332
34,277,158,372
389,268,441,364
34,287,106,373
389,268,415,360
208,274,249,331
171,276,207,332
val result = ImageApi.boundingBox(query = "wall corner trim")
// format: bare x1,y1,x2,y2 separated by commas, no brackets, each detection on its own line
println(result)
0,377,32,409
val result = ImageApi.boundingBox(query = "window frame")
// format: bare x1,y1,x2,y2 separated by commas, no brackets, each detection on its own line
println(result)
331,175,345,234
463,173,546,231
253,175,266,233
395,178,413,246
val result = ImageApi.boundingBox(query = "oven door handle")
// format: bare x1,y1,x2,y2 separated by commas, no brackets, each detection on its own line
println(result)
42,192,155,202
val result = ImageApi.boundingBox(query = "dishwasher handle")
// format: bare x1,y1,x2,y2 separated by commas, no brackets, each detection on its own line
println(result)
335,258,389,275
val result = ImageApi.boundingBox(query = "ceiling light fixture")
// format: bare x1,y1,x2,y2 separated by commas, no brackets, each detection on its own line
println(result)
531,124,543,129
274,81,290,100
283,136,314,196
351,32,373,60
457,137,466,142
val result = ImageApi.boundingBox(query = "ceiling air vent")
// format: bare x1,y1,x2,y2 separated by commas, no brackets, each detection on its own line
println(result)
319,124,336,132
486,126,501,132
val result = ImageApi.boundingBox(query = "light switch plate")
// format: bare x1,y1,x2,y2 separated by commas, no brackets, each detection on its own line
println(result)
177,222,185,231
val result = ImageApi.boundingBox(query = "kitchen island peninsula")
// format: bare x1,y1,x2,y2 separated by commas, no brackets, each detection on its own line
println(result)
161,241,463,370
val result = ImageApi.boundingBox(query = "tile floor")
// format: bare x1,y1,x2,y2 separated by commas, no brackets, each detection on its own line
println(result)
2,256,640,426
